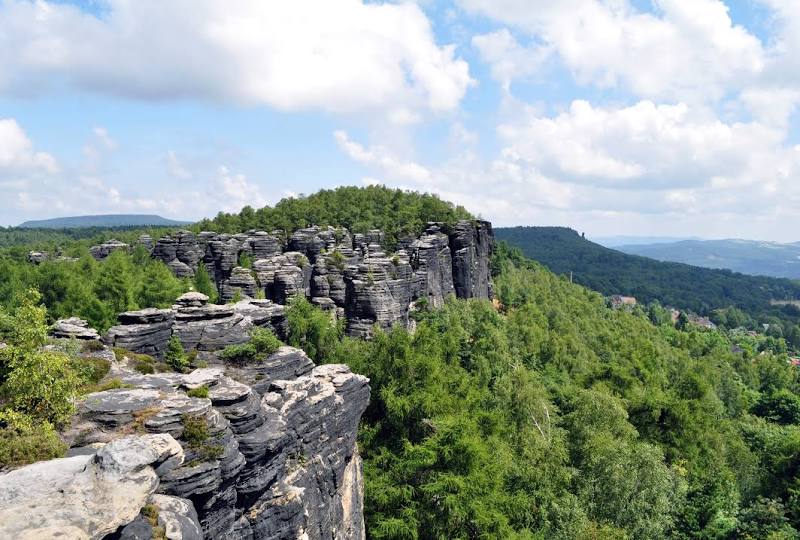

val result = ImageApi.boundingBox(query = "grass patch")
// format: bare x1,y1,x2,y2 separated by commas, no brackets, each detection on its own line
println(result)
80,339,105,353
187,386,209,399
72,356,111,390
141,503,167,540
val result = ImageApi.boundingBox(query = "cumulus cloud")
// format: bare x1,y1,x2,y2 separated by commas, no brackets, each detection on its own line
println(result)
472,29,551,90
497,100,785,190
0,118,58,176
215,166,268,212
0,0,472,121
462,0,764,101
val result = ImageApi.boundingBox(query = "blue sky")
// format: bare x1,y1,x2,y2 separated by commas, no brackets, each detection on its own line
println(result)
1,0,799,241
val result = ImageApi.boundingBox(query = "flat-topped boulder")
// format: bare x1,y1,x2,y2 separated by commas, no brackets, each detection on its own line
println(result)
51,317,100,340
0,434,184,540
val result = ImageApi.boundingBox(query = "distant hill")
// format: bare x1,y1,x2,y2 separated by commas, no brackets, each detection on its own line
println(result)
594,235,701,248
616,238,800,279
495,226,800,325
18,214,191,229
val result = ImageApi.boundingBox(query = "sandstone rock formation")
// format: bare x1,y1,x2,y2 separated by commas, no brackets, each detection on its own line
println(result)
0,433,185,539
90,239,130,260
0,339,370,539
103,293,286,358
146,220,493,338
52,317,101,340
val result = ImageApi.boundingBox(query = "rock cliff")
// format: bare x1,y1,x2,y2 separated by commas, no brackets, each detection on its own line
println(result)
1,341,369,539
139,220,494,339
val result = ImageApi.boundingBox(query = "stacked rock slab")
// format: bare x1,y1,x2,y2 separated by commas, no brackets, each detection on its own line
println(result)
14,343,368,539
104,293,287,357
147,221,494,337
52,317,101,341
90,239,130,260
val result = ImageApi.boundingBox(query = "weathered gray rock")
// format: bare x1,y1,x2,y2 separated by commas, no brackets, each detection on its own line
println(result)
90,239,130,260
52,317,101,340
0,434,183,540
221,266,258,302
107,220,493,342
27,250,48,264
447,220,493,300
105,309,175,358
5,322,370,540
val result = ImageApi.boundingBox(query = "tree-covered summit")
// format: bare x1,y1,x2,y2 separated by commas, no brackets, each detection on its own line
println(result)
195,185,473,249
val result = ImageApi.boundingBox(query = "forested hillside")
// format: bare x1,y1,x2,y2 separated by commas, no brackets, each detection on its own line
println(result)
0,187,473,331
284,244,800,539
496,226,800,334
18,214,189,229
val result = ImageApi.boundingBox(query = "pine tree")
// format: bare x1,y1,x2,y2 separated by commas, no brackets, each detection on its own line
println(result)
194,264,217,303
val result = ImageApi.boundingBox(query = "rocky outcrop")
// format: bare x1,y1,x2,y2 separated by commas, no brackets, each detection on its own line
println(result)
90,239,130,260
0,434,185,539
104,293,287,358
447,220,493,300
52,317,101,340
148,221,493,337
105,308,175,358
4,338,370,539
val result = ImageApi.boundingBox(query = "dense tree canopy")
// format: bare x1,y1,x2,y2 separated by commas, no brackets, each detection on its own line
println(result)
285,244,800,539
195,185,474,249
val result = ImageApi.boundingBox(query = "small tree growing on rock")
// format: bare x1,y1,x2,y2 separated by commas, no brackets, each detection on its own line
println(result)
165,335,189,372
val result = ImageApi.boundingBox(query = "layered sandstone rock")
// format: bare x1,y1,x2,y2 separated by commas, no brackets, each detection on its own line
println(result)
147,220,494,337
1,342,369,540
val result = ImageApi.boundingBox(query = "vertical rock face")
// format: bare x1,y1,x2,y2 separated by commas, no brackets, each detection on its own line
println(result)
143,220,493,338
2,341,369,540
447,220,494,300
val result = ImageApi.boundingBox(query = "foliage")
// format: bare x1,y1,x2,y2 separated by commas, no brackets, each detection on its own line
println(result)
0,290,78,427
0,410,66,469
285,245,800,539
194,185,473,250
285,296,343,364
218,327,282,363
193,264,217,302
165,336,189,372
495,226,800,333
187,385,209,399
181,414,209,446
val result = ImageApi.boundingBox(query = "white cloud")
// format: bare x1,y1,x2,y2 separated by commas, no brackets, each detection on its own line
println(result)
0,0,473,121
215,165,268,212
166,151,192,180
472,29,551,90
0,118,58,176
461,0,764,102
497,100,784,189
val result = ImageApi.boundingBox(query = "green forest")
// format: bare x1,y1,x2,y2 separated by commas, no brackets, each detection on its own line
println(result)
284,244,800,539
1,188,800,538
496,226,800,343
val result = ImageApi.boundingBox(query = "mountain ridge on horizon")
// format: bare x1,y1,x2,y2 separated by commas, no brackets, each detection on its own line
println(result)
16,214,191,229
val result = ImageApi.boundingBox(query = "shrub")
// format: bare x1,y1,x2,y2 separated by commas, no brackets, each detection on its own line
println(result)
164,336,188,372
0,410,66,468
72,356,111,389
80,339,105,353
187,386,209,399
218,327,282,363
3,349,78,427
181,414,209,446
329,250,346,271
